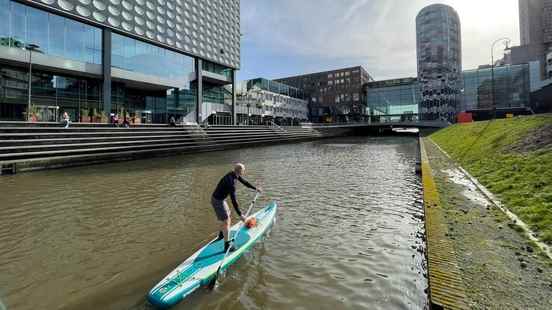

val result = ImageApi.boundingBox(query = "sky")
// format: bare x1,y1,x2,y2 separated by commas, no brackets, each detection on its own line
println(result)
238,0,520,81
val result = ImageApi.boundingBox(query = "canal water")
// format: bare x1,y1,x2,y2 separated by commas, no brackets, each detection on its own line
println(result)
0,136,427,310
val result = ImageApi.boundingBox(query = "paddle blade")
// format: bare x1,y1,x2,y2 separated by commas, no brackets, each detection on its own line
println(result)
208,264,223,290
207,276,217,290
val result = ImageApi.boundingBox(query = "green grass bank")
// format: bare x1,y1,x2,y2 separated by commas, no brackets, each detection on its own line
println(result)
430,115,552,244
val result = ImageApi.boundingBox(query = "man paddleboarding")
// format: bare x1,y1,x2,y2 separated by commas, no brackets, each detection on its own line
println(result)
212,163,261,252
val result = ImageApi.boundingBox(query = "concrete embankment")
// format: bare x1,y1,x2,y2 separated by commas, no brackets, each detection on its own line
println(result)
0,124,352,174
421,115,552,309
420,137,468,310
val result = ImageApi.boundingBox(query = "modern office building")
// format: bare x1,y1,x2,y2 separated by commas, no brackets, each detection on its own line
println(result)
520,0,545,46
461,64,531,111
512,0,552,78
507,0,552,112
0,0,240,124
235,78,308,126
416,4,462,122
275,66,373,123
365,77,420,122
364,63,531,123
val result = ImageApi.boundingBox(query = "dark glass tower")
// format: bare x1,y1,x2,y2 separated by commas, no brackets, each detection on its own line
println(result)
416,4,462,122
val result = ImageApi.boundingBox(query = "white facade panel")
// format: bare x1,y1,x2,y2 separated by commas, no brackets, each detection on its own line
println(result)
24,0,241,68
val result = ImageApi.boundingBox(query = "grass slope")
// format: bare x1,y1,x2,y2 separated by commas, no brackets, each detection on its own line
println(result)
430,115,552,244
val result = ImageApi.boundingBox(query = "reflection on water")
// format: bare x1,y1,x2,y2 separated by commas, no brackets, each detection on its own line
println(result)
0,136,427,310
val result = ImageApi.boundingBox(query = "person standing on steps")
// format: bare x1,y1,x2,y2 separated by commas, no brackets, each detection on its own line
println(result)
211,163,262,252
62,111,71,128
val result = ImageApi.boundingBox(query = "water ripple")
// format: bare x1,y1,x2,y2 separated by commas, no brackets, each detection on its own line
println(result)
0,136,427,310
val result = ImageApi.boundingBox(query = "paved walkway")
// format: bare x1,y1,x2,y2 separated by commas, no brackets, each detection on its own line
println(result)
423,138,552,310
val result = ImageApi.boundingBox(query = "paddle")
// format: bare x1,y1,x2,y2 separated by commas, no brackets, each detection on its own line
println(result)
208,191,261,290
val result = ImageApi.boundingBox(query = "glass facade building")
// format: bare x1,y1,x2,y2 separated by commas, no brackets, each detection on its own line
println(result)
462,64,531,111
366,78,420,121
363,64,530,123
246,78,306,100
0,0,240,124
236,78,309,126
416,4,462,122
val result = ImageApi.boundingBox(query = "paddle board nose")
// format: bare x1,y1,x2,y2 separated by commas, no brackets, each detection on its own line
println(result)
148,279,200,309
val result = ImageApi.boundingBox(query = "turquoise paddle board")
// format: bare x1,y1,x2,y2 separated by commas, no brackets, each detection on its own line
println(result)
147,201,277,309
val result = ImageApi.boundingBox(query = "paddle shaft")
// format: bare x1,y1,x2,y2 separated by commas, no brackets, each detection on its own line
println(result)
210,192,260,287
223,191,259,256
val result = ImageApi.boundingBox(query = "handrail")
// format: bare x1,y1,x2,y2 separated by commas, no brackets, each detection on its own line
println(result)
269,121,285,132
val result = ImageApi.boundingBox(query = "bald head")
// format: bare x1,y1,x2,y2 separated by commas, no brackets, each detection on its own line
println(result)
234,163,245,176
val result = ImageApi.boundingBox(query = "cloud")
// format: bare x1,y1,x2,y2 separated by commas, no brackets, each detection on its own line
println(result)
240,0,519,81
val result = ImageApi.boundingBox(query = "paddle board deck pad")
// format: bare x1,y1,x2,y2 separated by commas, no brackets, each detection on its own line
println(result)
147,201,277,309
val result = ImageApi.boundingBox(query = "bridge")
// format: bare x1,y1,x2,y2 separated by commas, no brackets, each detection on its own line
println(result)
301,114,449,130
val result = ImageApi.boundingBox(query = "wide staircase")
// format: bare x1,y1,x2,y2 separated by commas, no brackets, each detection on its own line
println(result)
0,124,322,174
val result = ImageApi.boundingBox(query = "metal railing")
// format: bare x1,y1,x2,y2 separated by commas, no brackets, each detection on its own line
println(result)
300,114,449,128
269,120,285,132
370,113,419,123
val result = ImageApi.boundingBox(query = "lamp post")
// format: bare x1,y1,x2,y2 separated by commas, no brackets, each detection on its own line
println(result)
247,102,251,126
491,38,511,119
25,43,40,122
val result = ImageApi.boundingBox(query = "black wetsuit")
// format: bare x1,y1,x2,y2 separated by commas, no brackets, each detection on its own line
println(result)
212,171,257,217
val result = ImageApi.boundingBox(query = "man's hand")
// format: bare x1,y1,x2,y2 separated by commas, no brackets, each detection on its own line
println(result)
256,187,263,193
240,215,247,222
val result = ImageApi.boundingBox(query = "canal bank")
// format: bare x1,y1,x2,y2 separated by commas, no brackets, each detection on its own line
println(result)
420,115,552,309
0,124,354,174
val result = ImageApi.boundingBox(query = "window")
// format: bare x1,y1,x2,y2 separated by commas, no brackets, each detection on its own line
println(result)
66,19,86,62
112,33,194,88
328,73,333,79
10,2,26,48
27,7,48,52
0,65,103,121
353,93,359,101
202,61,232,78
0,0,8,42
0,1,102,64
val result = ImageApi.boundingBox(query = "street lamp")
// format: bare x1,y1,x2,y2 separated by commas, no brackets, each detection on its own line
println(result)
491,37,511,119
246,102,251,126
25,43,41,122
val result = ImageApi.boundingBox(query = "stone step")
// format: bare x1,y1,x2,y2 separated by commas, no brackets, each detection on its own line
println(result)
0,129,280,140
0,137,202,154
0,132,313,154
0,130,291,144
0,134,317,160
0,124,322,172
0,126,196,132
0,135,314,171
